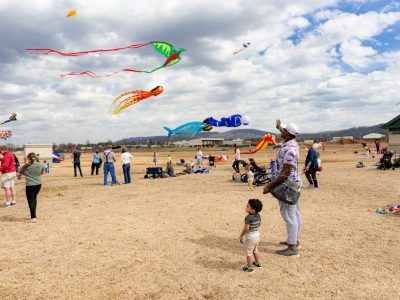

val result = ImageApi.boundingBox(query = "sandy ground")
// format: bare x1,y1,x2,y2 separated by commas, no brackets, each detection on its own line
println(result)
0,144,399,299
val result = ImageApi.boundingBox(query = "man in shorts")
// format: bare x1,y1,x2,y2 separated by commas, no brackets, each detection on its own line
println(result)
0,146,17,207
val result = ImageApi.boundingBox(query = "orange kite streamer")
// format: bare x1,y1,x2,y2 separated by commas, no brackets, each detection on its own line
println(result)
241,134,277,154
66,10,77,18
111,86,164,115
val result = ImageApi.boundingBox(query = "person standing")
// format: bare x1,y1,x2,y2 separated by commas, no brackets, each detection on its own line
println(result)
91,150,102,176
103,146,118,186
304,143,319,190
232,144,241,173
17,153,44,223
121,148,133,184
72,147,83,177
0,146,17,207
196,147,203,170
263,119,302,257
374,140,381,154
167,154,172,164
153,152,158,167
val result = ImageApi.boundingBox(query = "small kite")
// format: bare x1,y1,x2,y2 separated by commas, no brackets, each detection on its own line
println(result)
163,122,212,139
203,114,250,128
26,41,186,78
66,10,77,18
1,113,17,125
0,130,12,140
233,42,250,55
241,134,277,154
111,86,164,115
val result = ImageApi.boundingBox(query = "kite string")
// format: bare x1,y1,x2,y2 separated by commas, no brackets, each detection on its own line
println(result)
26,42,152,57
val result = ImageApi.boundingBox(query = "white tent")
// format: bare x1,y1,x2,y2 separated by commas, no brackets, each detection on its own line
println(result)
362,133,385,139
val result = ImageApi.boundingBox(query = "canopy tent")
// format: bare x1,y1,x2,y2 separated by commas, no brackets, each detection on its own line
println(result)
363,133,385,139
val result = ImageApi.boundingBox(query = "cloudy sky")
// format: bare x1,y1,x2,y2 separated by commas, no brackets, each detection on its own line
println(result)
1,0,400,145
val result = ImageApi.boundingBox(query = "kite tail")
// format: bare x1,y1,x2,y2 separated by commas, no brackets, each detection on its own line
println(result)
60,68,159,78
163,127,174,139
26,42,152,56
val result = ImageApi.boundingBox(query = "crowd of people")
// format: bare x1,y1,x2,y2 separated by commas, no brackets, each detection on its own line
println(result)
0,121,389,273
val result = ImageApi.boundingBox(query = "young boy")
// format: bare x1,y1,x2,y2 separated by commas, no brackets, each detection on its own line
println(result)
245,165,255,190
239,199,263,272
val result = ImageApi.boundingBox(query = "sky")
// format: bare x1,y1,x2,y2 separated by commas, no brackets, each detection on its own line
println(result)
1,0,400,145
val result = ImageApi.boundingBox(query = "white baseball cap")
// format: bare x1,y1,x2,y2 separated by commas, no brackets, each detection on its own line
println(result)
281,122,299,136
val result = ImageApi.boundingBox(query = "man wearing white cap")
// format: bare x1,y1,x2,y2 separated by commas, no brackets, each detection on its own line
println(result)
263,119,302,256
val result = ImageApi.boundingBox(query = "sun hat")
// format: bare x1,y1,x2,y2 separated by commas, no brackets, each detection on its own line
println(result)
281,123,299,136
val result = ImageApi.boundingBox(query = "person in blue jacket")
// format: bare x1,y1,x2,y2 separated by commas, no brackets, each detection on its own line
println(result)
304,143,319,190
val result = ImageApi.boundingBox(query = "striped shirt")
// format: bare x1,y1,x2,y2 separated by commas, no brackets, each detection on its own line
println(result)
245,213,261,239
277,138,300,183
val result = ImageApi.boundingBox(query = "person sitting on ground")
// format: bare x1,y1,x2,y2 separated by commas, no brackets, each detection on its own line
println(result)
182,162,194,174
239,199,263,273
166,161,175,177
245,165,255,190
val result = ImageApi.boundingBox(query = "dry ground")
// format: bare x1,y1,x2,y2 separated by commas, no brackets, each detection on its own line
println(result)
0,144,399,299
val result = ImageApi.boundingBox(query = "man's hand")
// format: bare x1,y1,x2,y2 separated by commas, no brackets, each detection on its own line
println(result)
263,184,271,194
276,119,281,130
239,236,244,244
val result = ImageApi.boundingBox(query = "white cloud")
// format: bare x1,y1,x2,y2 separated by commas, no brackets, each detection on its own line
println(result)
339,39,377,68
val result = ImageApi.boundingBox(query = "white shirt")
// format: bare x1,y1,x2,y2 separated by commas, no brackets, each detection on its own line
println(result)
121,152,133,164
197,150,202,159
235,149,241,160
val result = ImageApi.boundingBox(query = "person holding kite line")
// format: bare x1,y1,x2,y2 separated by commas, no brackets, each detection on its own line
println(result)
232,144,241,173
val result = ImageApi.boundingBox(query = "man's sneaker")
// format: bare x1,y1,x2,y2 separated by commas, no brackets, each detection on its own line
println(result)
252,262,262,269
279,241,301,249
276,248,300,257
306,184,314,189
1,202,12,208
313,187,319,191
10,201,16,206
242,266,254,273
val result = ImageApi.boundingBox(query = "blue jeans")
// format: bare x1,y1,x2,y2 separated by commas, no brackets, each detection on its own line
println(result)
103,163,117,185
122,163,131,184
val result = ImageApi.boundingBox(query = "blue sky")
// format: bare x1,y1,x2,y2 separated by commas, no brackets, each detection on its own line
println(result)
0,0,400,145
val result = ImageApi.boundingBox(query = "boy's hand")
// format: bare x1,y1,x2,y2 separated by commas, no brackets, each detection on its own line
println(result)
276,119,281,130
239,236,244,244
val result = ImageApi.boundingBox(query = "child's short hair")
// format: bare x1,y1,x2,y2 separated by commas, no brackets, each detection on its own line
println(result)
248,199,263,213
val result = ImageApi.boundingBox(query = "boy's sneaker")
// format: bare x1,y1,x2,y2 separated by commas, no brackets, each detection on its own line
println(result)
242,266,254,273
10,201,16,206
1,202,12,208
306,184,314,189
252,262,262,269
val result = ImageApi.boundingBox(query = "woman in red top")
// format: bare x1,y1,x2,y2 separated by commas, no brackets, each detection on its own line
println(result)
0,146,17,207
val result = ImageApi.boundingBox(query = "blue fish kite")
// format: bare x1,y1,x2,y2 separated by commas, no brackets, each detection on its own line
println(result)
203,114,250,128
163,121,212,139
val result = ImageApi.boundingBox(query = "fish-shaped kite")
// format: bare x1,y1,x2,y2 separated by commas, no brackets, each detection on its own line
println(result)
66,10,77,18
111,86,164,115
26,41,186,78
233,42,250,55
1,113,17,125
163,122,212,139
203,114,249,127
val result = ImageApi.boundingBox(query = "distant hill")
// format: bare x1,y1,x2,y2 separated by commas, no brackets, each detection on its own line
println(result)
115,124,386,144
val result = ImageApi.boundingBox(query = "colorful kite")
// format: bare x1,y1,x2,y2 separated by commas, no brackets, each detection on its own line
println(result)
111,86,164,115
241,134,277,154
0,130,12,140
233,42,250,55
66,10,77,18
1,113,17,125
163,122,212,139
26,41,186,78
203,114,250,128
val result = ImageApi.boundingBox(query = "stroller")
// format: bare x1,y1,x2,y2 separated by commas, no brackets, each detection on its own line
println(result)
377,150,395,170
240,158,272,186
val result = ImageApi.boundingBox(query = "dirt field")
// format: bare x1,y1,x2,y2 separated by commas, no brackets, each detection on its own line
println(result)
0,144,399,299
